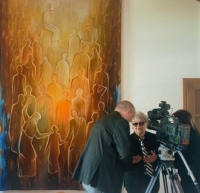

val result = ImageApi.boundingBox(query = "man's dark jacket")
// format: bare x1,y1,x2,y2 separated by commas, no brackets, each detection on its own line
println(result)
72,111,133,193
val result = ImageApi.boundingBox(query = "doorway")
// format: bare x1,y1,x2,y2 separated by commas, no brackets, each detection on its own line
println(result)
183,78,200,129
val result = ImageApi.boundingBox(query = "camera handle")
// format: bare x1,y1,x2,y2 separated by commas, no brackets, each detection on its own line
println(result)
145,160,184,193
177,151,200,193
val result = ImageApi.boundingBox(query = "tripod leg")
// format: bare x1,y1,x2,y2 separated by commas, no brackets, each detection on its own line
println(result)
164,163,184,193
177,151,200,193
161,165,169,193
172,174,184,193
145,162,163,193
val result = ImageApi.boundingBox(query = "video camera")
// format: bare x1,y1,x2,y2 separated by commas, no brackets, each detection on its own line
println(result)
147,101,190,151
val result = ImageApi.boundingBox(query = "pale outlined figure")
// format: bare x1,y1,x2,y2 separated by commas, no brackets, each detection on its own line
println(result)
42,2,62,49
23,85,36,117
101,0,109,22
22,55,39,97
55,91,71,140
97,101,108,119
9,94,25,153
94,63,109,109
12,65,26,104
15,0,27,32
39,56,53,90
67,109,86,175
28,18,39,44
70,45,90,80
37,85,53,133
67,28,81,67
86,84,107,123
88,35,100,57
54,91,71,188
18,99,51,189
80,30,91,51
7,39,15,70
16,0,26,19
35,85,53,187
72,88,86,119
32,34,43,83
55,52,70,89
21,38,33,65
47,40,66,72
16,30,26,63
47,74,63,114
8,94,25,190
44,125,66,189
86,18,98,39
70,67,89,101
88,47,102,90
86,112,99,141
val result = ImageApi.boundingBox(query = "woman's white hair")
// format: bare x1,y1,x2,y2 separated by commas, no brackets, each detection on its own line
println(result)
133,111,149,123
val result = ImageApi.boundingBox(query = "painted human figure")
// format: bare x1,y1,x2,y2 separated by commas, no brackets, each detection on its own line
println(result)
23,85,36,117
22,55,39,97
47,74,63,114
55,52,70,89
28,18,39,44
12,65,26,104
44,125,66,189
42,2,62,49
97,101,108,119
80,30,91,51
94,63,109,109
32,34,43,83
86,18,98,39
88,47,102,90
86,112,99,141
70,45,90,80
39,56,53,90
21,38,32,65
70,67,89,101
67,109,87,174
55,91,72,140
54,91,71,188
72,88,86,119
9,94,25,153
88,35,100,57
67,28,81,67
18,99,51,188
86,84,107,123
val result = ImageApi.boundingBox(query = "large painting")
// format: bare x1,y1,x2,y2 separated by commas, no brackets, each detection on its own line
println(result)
0,0,121,190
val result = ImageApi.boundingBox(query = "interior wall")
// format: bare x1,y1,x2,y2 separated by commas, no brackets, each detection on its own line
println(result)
122,0,200,115
2,0,200,193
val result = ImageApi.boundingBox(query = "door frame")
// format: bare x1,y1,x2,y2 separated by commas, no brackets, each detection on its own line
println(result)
183,78,200,109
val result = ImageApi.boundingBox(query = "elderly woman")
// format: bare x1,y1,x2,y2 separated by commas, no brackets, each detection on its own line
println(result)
124,111,160,193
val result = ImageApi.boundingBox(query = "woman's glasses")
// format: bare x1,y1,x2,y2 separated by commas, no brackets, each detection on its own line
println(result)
132,122,145,126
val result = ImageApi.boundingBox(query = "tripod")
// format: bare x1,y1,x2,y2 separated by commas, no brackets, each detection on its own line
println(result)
145,145,200,193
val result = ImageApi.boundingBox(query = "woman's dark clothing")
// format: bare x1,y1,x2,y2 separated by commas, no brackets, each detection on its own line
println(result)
174,128,200,193
124,131,160,193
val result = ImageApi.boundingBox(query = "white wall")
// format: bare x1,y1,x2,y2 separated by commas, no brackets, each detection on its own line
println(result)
122,0,200,115
3,0,200,193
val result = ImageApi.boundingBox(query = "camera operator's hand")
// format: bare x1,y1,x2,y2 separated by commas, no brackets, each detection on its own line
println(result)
133,155,142,163
143,151,157,163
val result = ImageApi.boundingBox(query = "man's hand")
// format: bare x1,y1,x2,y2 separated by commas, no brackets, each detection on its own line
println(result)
133,155,142,163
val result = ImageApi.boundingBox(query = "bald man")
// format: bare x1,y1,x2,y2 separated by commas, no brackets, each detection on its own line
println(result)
72,100,135,193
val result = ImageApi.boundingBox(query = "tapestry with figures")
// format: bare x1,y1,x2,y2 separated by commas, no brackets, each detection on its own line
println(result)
0,0,121,190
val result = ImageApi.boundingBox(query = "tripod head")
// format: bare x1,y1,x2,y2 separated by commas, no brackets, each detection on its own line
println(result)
158,144,175,161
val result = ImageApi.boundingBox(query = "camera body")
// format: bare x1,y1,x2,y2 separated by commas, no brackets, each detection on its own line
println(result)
148,101,190,151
